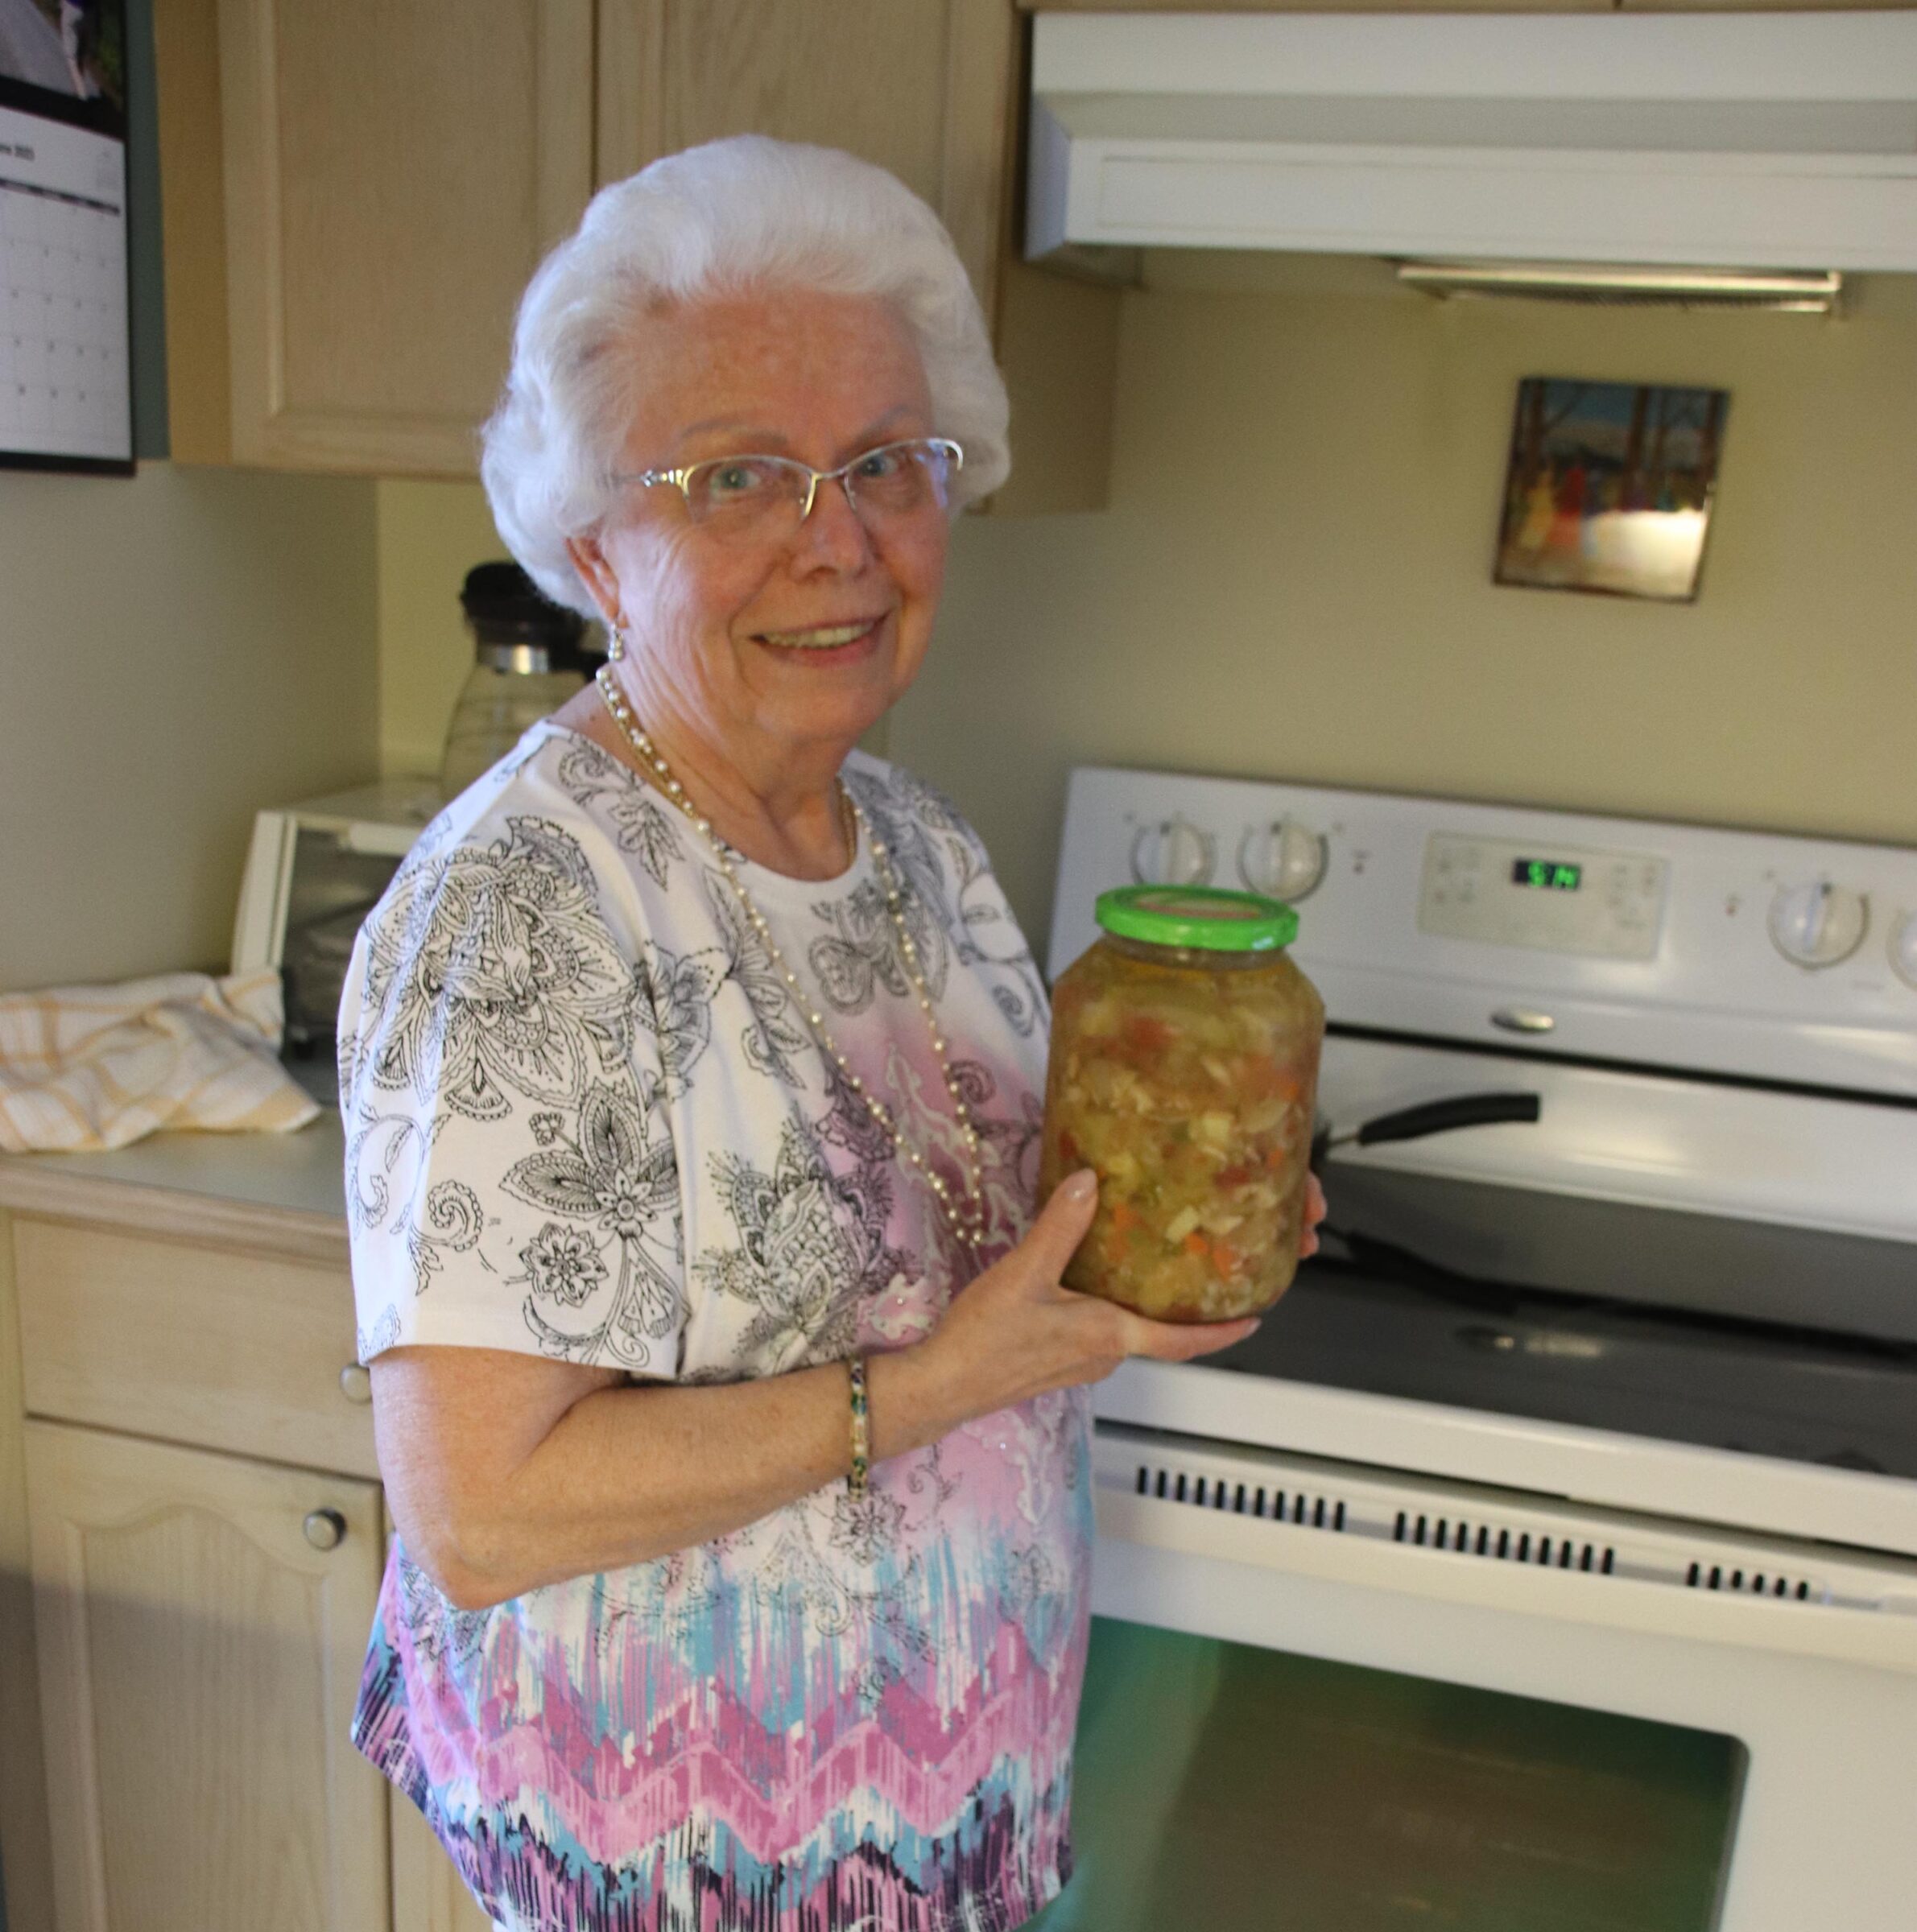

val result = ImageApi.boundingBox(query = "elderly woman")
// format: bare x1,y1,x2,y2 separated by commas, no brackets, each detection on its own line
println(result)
340,136,1323,1932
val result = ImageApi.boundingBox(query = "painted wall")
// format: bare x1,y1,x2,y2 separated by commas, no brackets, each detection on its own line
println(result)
0,462,378,989
376,479,509,779
0,0,380,997
893,264,1917,943
375,266,1917,949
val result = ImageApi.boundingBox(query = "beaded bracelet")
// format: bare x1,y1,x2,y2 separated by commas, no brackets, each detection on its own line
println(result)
846,1356,871,1500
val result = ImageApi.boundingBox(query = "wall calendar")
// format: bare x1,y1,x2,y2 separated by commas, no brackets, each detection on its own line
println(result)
1,1,132,473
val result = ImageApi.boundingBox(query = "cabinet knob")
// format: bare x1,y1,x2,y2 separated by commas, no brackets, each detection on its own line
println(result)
339,1364,373,1405
303,1509,347,1552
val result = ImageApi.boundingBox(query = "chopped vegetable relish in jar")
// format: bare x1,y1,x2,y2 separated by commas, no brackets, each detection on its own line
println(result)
1039,886,1325,1323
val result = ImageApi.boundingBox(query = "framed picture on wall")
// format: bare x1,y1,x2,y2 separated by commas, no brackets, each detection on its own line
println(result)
1494,378,1728,602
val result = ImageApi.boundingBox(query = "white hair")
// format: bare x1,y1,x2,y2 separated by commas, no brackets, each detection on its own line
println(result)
481,136,1010,617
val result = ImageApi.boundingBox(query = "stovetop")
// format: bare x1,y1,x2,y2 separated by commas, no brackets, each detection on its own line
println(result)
1055,766,1917,1522
1311,1158,1917,1344
1207,1158,1917,1482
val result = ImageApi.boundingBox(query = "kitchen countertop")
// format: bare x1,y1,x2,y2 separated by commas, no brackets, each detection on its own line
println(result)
0,1117,349,1257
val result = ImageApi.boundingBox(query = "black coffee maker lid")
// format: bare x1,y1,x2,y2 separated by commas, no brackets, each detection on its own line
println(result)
460,561,588,654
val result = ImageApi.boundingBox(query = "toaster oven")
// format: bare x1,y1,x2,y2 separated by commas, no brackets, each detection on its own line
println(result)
229,778,443,1096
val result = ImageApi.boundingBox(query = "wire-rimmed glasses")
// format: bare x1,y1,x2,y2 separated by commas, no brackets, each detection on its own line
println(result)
610,436,964,540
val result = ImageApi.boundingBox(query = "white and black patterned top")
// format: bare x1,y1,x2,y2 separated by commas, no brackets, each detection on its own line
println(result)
336,720,1092,1932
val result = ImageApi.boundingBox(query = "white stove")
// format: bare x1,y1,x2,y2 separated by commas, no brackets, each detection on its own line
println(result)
1049,766,1917,1932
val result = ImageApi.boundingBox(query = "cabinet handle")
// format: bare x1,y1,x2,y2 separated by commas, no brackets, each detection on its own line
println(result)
303,1509,347,1552
339,1364,373,1404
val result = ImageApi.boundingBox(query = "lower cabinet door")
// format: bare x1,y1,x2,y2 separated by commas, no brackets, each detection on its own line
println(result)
392,1784,498,1932
23,1421,389,1932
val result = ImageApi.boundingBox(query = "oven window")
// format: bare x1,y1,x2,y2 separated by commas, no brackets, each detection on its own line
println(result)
1031,1617,1744,1931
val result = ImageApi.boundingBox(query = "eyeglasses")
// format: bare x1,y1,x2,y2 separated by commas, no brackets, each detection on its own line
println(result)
611,436,963,539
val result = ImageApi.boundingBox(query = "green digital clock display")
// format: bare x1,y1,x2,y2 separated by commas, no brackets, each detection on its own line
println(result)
1513,858,1583,892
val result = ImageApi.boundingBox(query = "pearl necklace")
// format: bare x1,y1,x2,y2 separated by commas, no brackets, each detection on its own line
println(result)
595,668,988,1252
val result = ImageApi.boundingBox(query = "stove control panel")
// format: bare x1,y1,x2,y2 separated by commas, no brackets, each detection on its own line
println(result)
1417,832,1667,960
1050,766,1917,1096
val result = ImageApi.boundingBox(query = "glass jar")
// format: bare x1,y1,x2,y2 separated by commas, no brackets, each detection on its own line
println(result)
1039,886,1325,1323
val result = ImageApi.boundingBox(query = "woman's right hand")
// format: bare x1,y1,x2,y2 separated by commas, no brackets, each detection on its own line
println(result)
903,1170,1262,1432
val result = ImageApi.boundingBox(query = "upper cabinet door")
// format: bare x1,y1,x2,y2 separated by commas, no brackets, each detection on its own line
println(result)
212,0,594,474
155,0,1113,506
589,0,1123,513
596,0,1015,311
599,0,952,194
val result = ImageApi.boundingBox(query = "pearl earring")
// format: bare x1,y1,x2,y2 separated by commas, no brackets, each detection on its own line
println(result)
605,619,626,663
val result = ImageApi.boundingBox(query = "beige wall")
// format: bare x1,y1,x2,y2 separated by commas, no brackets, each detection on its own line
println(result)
890,266,1917,943
374,269,1917,948
376,480,509,778
0,463,378,991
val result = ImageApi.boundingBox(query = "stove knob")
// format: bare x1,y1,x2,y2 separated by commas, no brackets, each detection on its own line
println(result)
1768,880,1868,969
1237,819,1328,902
1130,815,1214,886
1890,911,1917,989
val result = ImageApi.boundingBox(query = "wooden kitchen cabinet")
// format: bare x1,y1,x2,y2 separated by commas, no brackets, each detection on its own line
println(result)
1619,0,1917,10
1026,0,1917,10
1027,0,1619,10
158,0,1119,509
13,1216,382,1481
1026,1,1917,15
156,0,595,473
0,1202,55,1932
596,0,1119,514
148,0,1917,492
393,1790,498,1932
0,1174,491,1932
22,1419,387,1932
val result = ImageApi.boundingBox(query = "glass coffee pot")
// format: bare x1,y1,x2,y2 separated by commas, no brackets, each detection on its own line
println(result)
439,561,594,796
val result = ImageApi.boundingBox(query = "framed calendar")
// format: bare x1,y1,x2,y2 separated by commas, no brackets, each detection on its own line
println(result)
1,0,132,473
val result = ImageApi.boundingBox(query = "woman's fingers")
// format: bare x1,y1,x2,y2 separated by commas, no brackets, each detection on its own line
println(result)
1300,1169,1328,1258
1018,1169,1100,1280
926,1168,1294,1415
1120,1311,1261,1363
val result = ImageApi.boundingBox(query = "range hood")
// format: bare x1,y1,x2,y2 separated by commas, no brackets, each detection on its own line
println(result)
1027,13,1917,279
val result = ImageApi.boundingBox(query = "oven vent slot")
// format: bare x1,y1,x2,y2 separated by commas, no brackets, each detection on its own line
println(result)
1104,1432,1882,1613
1684,1559,1816,1601
1393,1509,1617,1576
1136,1463,1349,1534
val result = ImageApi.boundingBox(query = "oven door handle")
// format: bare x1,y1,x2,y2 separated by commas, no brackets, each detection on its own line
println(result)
1317,1090,1542,1163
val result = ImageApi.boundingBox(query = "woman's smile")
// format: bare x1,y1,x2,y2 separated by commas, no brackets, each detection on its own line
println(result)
753,611,890,664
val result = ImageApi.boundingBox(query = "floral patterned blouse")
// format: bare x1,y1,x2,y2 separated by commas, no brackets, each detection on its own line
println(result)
337,720,1093,1932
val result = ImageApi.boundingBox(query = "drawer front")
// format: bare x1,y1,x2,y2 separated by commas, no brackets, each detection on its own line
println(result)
14,1219,377,1480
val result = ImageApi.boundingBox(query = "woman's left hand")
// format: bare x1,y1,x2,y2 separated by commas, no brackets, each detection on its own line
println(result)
1300,1170,1328,1259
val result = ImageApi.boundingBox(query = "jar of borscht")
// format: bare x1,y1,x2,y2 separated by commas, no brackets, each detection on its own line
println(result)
1039,885,1324,1323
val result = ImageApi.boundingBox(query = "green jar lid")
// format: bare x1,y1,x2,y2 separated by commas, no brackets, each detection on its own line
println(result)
1095,884,1299,952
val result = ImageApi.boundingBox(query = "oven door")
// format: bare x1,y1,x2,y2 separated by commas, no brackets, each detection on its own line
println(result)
1085,1422,1917,1932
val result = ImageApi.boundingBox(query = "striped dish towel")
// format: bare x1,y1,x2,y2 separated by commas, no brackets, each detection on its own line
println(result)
0,969,319,1154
